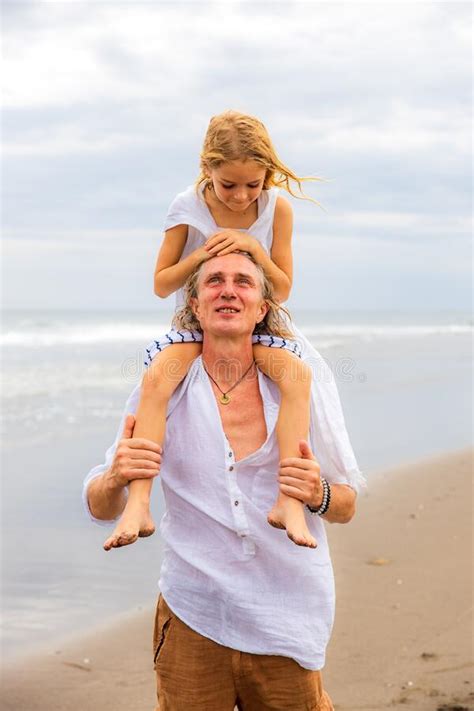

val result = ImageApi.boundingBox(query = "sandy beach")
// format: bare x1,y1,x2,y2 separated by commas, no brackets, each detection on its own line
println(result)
2,447,472,711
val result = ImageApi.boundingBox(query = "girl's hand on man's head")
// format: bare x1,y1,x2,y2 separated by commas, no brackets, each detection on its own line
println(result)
204,230,255,257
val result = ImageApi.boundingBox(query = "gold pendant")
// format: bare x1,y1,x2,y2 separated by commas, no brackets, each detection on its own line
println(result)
220,393,231,405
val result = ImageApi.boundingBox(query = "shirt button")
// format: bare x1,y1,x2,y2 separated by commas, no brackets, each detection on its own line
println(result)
234,500,239,506
228,452,233,458
229,466,234,471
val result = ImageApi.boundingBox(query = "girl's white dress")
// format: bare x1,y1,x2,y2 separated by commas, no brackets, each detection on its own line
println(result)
145,184,365,492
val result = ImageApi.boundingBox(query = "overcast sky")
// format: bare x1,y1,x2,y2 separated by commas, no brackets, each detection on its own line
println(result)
2,1,471,313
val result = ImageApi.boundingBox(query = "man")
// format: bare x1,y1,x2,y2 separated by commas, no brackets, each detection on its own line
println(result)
83,251,358,710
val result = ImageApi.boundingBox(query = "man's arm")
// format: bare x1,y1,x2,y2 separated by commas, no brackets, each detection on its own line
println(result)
86,413,162,521
87,466,129,521
278,440,357,524
316,483,356,524
83,376,163,526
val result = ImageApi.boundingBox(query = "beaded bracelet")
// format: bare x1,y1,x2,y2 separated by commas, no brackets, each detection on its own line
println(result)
306,477,331,516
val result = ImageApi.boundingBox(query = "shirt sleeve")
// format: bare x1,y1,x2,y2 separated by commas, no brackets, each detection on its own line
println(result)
162,186,211,237
308,396,367,495
163,191,188,232
259,367,366,494
82,383,141,526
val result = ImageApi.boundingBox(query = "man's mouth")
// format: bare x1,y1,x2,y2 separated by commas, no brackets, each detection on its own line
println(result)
216,307,240,313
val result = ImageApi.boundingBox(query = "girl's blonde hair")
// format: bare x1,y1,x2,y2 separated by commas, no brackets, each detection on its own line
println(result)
195,110,324,206
172,251,295,339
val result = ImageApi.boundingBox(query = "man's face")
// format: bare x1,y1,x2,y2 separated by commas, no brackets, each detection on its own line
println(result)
191,254,268,338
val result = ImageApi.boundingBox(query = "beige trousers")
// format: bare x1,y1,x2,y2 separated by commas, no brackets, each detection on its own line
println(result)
153,593,334,711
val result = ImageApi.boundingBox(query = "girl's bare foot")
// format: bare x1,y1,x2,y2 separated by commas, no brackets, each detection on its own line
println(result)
103,501,155,551
267,496,317,548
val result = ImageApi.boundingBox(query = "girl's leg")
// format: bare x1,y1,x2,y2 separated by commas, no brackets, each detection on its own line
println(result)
104,342,202,551
253,345,316,548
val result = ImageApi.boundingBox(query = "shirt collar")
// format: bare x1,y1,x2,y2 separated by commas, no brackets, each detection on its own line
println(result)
166,354,277,459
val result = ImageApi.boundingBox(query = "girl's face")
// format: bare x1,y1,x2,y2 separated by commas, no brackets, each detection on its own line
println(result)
207,159,267,213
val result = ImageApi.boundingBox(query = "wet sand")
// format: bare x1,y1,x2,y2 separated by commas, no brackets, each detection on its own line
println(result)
2,448,472,710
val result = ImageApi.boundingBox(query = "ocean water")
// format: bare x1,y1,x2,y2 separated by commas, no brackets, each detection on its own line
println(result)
1,308,472,659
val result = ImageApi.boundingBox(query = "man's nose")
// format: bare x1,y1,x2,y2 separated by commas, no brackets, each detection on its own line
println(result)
220,279,238,298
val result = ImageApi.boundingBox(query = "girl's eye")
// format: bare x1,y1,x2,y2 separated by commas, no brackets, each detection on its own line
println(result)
221,183,260,189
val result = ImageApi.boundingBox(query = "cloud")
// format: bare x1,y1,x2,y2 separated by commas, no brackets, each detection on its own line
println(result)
4,3,470,111
2,1,471,311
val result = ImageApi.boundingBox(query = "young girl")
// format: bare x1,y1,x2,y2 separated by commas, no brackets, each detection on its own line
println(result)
103,110,363,552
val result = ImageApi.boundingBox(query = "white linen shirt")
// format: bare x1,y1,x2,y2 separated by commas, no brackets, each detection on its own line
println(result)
83,357,346,671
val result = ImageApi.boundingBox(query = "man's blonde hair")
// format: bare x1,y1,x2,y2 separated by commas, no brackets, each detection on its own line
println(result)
172,252,295,339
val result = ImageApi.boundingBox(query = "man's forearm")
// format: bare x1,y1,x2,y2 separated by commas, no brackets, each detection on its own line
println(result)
87,470,128,521
319,484,356,524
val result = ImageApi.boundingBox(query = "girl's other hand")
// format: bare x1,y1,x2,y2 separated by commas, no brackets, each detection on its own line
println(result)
195,245,213,262
204,230,255,257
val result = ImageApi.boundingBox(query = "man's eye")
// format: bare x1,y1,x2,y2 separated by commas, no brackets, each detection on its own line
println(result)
238,278,250,284
208,277,220,283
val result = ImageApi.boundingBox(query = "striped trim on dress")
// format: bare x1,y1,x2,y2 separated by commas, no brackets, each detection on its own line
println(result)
144,328,302,366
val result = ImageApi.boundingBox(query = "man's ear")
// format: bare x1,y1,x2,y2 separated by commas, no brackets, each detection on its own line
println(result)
190,296,200,319
256,300,269,324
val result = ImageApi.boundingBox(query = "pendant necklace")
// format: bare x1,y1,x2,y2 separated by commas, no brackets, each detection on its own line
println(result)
203,360,255,405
